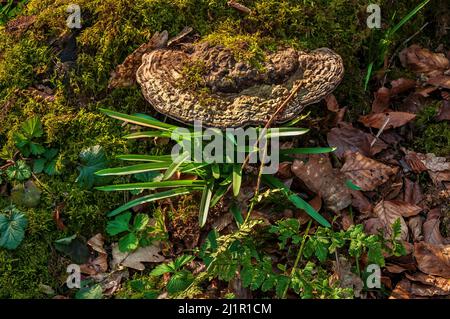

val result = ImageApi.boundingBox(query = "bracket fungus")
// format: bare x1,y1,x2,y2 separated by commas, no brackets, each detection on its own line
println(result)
136,33,344,128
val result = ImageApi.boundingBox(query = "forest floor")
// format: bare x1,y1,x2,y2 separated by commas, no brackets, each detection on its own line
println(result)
0,0,449,299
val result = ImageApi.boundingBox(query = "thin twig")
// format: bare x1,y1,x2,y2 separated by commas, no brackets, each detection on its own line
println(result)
370,115,390,147
227,1,251,14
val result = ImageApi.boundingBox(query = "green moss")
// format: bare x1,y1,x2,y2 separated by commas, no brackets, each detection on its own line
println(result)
413,104,450,156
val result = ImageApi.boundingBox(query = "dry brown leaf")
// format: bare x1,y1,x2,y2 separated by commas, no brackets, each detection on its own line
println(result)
389,279,413,299
404,150,428,173
350,190,372,215
414,242,450,278
112,242,165,271
436,100,450,121
374,200,422,240
108,31,169,89
390,78,417,96
399,45,450,77
87,233,107,255
327,123,387,159
372,87,391,113
359,112,416,129
5,15,36,35
399,93,430,114
404,178,423,205
341,151,398,191
331,256,364,298
341,211,354,230
291,154,352,212
324,94,340,112
427,75,450,89
385,263,409,274
408,216,424,242
405,272,450,296
423,209,445,245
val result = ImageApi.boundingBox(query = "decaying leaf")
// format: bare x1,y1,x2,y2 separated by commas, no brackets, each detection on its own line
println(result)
414,242,450,278
291,154,352,212
324,94,340,112
436,100,450,121
327,122,387,159
373,200,422,240
408,216,424,242
359,112,416,129
399,45,450,77
112,242,165,271
405,272,450,296
87,233,107,255
371,87,391,113
390,78,417,96
389,279,413,299
341,152,398,191
5,15,36,35
407,152,450,186
403,178,423,205
427,75,450,89
331,256,364,297
423,209,445,245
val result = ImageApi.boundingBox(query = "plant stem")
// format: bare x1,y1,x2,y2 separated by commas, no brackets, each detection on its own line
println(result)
282,219,312,299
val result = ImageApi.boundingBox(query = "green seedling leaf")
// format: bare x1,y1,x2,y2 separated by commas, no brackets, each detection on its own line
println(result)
232,164,242,197
119,232,139,252
0,206,28,250
199,183,213,227
106,212,132,235
6,160,31,181
133,213,150,232
76,145,110,189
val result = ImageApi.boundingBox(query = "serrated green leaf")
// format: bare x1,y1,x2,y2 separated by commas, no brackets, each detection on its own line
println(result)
133,214,149,231
106,212,132,235
6,160,32,181
75,284,103,299
150,263,174,276
76,145,110,189
119,232,139,252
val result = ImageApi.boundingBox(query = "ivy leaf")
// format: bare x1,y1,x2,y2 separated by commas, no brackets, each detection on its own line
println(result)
106,212,132,236
119,232,139,252
6,160,32,181
76,145,110,189
0,207,28,250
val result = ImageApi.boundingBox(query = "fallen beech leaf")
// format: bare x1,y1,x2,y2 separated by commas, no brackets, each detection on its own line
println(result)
341,152,398,191
399,93,430,114
350,190,372,215
408,216,424,242
87,233,107,254
403,178,423,205
404,150,428,173
410,283,450,297
436,100,450,121
390,78,417,96
324,94,340,112
341,211,354,230
405,272,450,295
332,256,364,297
389,279,413,299
374,200,422,240
427,75,450,89
423,209,445,245
5,15,36,35
410,152,450,186
399,45,450,77
359,112,416,129
372,87,391,113
385,263,409,274
364,218,384,236
291,155,352,212
414,242,450,278
112,242,165,271
327,123,387,158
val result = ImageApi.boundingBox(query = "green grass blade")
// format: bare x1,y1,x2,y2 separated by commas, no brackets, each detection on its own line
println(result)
262,175,330,227
211,163,221,179
116,154,174,162
123,131,172,139
210,184,229,207
99,108,176,131
96,180,206,192
162,151,191,180
388,0,430,36
232,164,242,197
280,147,336,155
199,183,213,227
96,162,172,176
264,128,310,138
364,62,374,91
107,187,197,217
